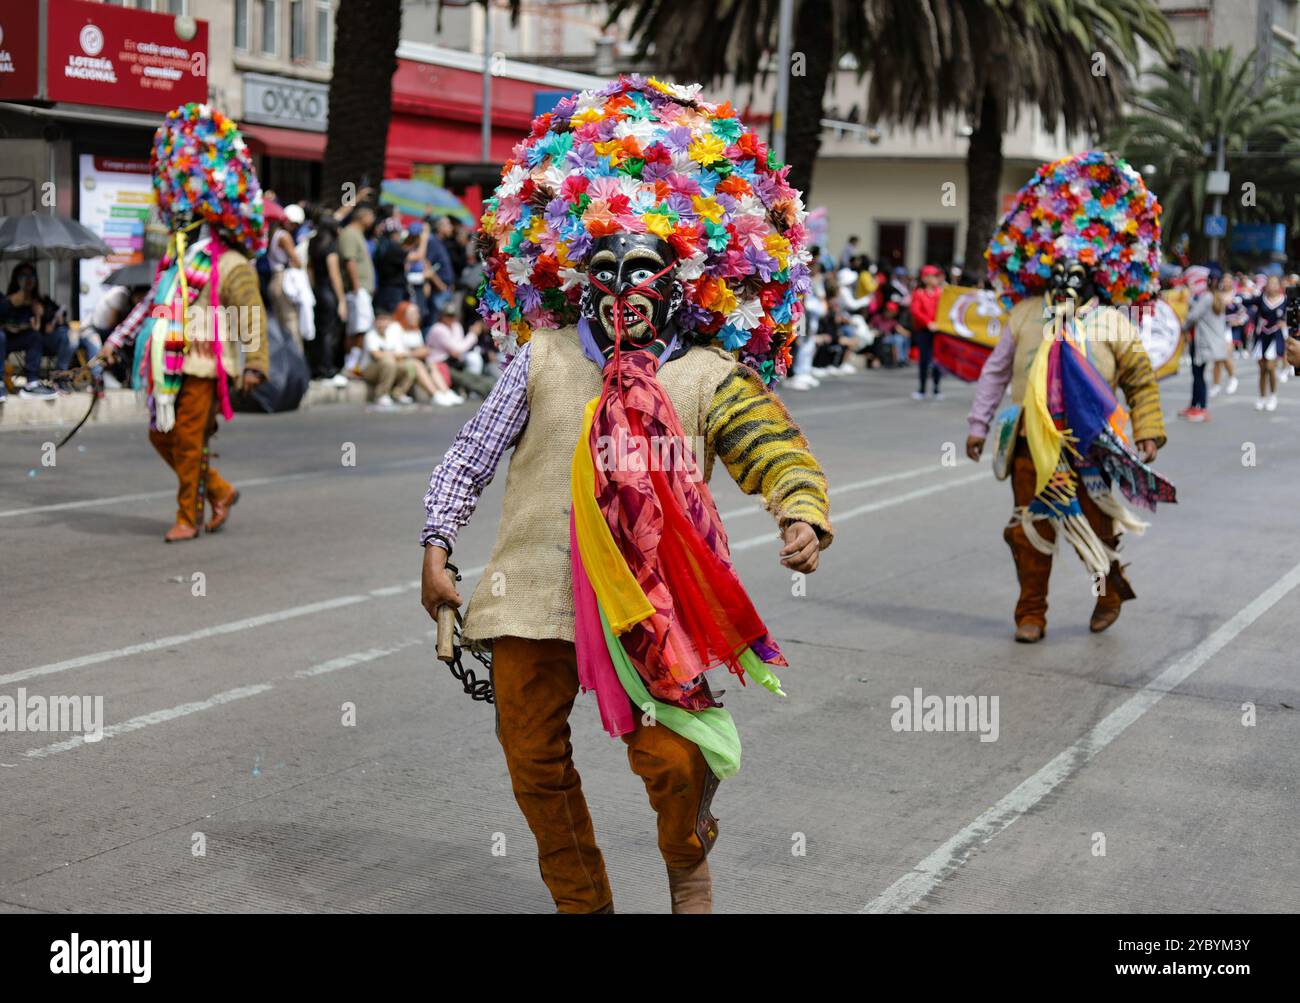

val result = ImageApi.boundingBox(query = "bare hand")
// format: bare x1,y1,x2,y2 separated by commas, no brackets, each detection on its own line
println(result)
98,343,118,366
421,545,462,619
337,300,347,322
966,435,985,462
238,369,265,393
1287,337,1300,370
780,521,820,574
1136,438,1158,464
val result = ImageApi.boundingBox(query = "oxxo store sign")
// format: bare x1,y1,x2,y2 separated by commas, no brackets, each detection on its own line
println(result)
242,73,329,132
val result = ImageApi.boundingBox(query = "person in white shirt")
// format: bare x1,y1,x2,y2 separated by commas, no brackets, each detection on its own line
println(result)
425,301,496,398
370,301,462,407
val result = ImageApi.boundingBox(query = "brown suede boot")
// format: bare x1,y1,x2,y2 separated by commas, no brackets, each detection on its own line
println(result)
1090,561,1136,633
1015,622,1045,643
667,856,712,914
164,522,200,543
206,487,240,533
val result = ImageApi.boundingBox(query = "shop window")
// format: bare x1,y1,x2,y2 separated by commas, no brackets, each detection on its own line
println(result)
876,222,908,272
234,0,250,50
315,1,332,65
923,223,957,269
262,0,279,56
291,0,307,60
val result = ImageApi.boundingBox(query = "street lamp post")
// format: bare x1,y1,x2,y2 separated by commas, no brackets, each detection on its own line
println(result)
772,0,794,164
481,0,494,163
1207,132,1227,262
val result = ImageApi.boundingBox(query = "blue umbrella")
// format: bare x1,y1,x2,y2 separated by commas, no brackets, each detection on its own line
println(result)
380,178,473,225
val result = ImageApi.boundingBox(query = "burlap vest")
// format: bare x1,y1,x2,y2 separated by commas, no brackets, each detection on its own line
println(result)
1008,295,1133,406
462,327,737,645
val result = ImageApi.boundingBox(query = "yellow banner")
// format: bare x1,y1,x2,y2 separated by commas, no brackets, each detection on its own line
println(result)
933,285,1187,379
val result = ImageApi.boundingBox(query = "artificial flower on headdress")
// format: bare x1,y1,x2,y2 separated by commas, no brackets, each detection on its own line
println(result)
986,150,1160,309
151,103,266,257
987,151,1175,580
476,75,812,382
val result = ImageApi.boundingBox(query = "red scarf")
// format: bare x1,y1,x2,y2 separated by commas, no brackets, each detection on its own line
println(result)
589,350,784,710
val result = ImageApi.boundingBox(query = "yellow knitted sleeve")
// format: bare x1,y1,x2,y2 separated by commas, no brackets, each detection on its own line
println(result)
704,365,833,548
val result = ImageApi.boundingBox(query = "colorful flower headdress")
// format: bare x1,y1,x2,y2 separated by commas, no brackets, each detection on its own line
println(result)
986,150,1161,308
477,75,812,382
151,103,266,257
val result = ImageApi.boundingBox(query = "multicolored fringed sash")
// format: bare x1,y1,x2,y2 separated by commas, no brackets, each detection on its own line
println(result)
1018,311,1176,574
132,229,232,432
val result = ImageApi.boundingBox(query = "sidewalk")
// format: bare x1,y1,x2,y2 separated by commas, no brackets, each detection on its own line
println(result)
0,380,369,432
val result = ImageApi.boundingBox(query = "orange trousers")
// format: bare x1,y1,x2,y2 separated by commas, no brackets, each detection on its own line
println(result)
1003,438,1133,627
491,636,719,913
147,377,233,529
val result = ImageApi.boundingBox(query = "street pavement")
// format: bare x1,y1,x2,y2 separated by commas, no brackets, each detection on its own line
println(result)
2,362,1298,914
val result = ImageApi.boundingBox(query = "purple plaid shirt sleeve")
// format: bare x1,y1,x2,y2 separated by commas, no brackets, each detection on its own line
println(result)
966,328,1016,438
420,341,532,551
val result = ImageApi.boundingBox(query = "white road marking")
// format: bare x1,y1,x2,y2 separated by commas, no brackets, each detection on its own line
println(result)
787,396,915,419
731,471,987,552
6,471,990,687
861,557,1300,914
0,595,370,688
294,639,424,678
718,461,964,520
0,458,435,519
7,639,437,764
19,684,274,760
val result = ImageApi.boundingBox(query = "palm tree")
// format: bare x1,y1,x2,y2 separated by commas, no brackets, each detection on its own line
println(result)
610,0,1173,271
607,0,868,201
1107,48,1300,262
863,0,1175,270
321,0,403,208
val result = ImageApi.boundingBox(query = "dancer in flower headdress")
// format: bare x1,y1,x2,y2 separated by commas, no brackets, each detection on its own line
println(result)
102,103,270,543
419,76,832,913
966,151,1176,643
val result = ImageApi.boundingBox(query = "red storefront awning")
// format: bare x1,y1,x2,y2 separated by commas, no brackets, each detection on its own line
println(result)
384,57,569,177
240,123,327,161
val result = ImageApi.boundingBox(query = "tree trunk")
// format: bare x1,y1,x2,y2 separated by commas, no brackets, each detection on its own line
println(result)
962,91,1004,281
783,0,834,203
321,0,403,208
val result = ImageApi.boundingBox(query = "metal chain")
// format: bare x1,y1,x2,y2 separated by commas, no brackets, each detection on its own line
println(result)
436,561,494,704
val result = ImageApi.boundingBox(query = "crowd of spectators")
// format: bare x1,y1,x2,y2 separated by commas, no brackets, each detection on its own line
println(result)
789,241,965,399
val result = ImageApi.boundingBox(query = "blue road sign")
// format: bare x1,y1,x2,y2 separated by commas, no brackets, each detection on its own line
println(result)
1202,214,1228,238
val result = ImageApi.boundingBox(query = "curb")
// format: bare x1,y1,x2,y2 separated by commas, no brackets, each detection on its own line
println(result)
0,379,371,433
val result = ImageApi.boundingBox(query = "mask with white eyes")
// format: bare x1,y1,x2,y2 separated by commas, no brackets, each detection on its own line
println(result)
580,233,684,347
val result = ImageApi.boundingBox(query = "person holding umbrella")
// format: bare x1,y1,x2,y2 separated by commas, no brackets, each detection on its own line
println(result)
0,262,74,400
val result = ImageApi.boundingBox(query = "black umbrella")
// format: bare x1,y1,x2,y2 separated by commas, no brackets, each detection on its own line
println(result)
0,213,113,261
103,260,160,288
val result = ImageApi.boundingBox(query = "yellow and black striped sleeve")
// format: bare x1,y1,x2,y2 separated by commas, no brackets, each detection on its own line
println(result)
705,365,833,548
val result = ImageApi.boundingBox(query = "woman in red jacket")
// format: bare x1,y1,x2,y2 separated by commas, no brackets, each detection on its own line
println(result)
909,264,945,400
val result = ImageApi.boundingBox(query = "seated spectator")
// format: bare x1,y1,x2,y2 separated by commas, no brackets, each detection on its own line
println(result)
385,301,463,407
812,275,851,374
1,263,74,400
91,282,149,387
427,300,497,399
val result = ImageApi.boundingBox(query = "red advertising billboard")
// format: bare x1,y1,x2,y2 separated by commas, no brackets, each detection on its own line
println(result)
45,0,208,113
0,2,41,100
